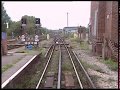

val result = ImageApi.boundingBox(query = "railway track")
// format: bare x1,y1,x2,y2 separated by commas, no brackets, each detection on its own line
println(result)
2,37,95,89
36,37,95,89
61,38,95,89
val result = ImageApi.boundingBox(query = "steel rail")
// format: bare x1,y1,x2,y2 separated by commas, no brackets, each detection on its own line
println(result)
62,41,83,89
57,45,62,89
36,45,55,89
72,51,95,88
44,44,53,58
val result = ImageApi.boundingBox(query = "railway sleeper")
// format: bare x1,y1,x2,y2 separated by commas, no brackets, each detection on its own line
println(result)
64,72,75,88
44,72,55,88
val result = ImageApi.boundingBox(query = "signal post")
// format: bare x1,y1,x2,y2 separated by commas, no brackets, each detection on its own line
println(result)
34,18,41,48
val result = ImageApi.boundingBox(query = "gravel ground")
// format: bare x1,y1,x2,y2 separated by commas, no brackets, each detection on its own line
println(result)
65,39,118,89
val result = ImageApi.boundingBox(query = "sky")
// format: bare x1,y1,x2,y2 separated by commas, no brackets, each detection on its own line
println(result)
3,1,91,30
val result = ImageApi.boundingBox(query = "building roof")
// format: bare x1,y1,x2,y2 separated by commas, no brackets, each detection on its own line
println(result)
63,26,78,29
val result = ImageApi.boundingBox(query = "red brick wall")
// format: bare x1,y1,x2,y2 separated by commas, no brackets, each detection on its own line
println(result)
90,1,99,37
111,1,118,43
104,1,118,59
91,1,106,55
105,1,118,43
90,1,118,57
105,1,113,40
97,1,106,38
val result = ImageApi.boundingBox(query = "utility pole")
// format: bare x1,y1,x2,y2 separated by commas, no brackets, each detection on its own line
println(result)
67,12,68,27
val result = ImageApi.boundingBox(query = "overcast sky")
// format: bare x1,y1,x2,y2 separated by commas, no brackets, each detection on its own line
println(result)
3,1,91,30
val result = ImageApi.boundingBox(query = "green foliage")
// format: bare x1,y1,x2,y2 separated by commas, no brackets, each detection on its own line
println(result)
6,15,49,38
2,3,11,32
41,27,49,35
79,41,89,50
102,59,118,71
22,15,36,35
70,37,89,50
70,37,80,43
2,64,13,72
80,60,104,73
7,21,21,37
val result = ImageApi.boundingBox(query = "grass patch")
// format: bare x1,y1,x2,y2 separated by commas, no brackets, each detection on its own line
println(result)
80,60,104,73
2,55,26,73
69,37,80,49
16,47,44,55
89,75,101,88
101,58,118,71
79,41,89,50
62,63,73,71
13,57,25,64
69,37,89,50
37,47,45,53
70,43,78,49
91,65,104,73
108,78,116,82
80,60,93,69
2,64,13,72
70,37,80,43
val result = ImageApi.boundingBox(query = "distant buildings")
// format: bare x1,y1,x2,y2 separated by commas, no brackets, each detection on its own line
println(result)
63,26,87,41
89,1,118,60
63,27,78,34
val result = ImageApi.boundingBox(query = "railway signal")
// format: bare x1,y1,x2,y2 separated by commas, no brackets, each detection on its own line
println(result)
34,18,41,48
35,18,41,28
35,18,40,24
21,18,27,25
35,18,41,35
20,17,27,45
21,18,27,33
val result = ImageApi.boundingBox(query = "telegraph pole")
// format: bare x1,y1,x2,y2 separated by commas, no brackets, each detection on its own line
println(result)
67,12,68,27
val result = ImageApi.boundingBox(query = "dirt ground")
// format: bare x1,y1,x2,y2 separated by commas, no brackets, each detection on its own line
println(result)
65,38,118,89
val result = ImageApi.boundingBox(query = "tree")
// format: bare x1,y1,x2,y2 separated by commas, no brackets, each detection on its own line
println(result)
7,15,49,38
40,27,49,35
7,21,21,37
2,3,11,32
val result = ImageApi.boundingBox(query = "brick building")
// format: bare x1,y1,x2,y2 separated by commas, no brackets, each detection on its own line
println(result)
89,1,118,60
